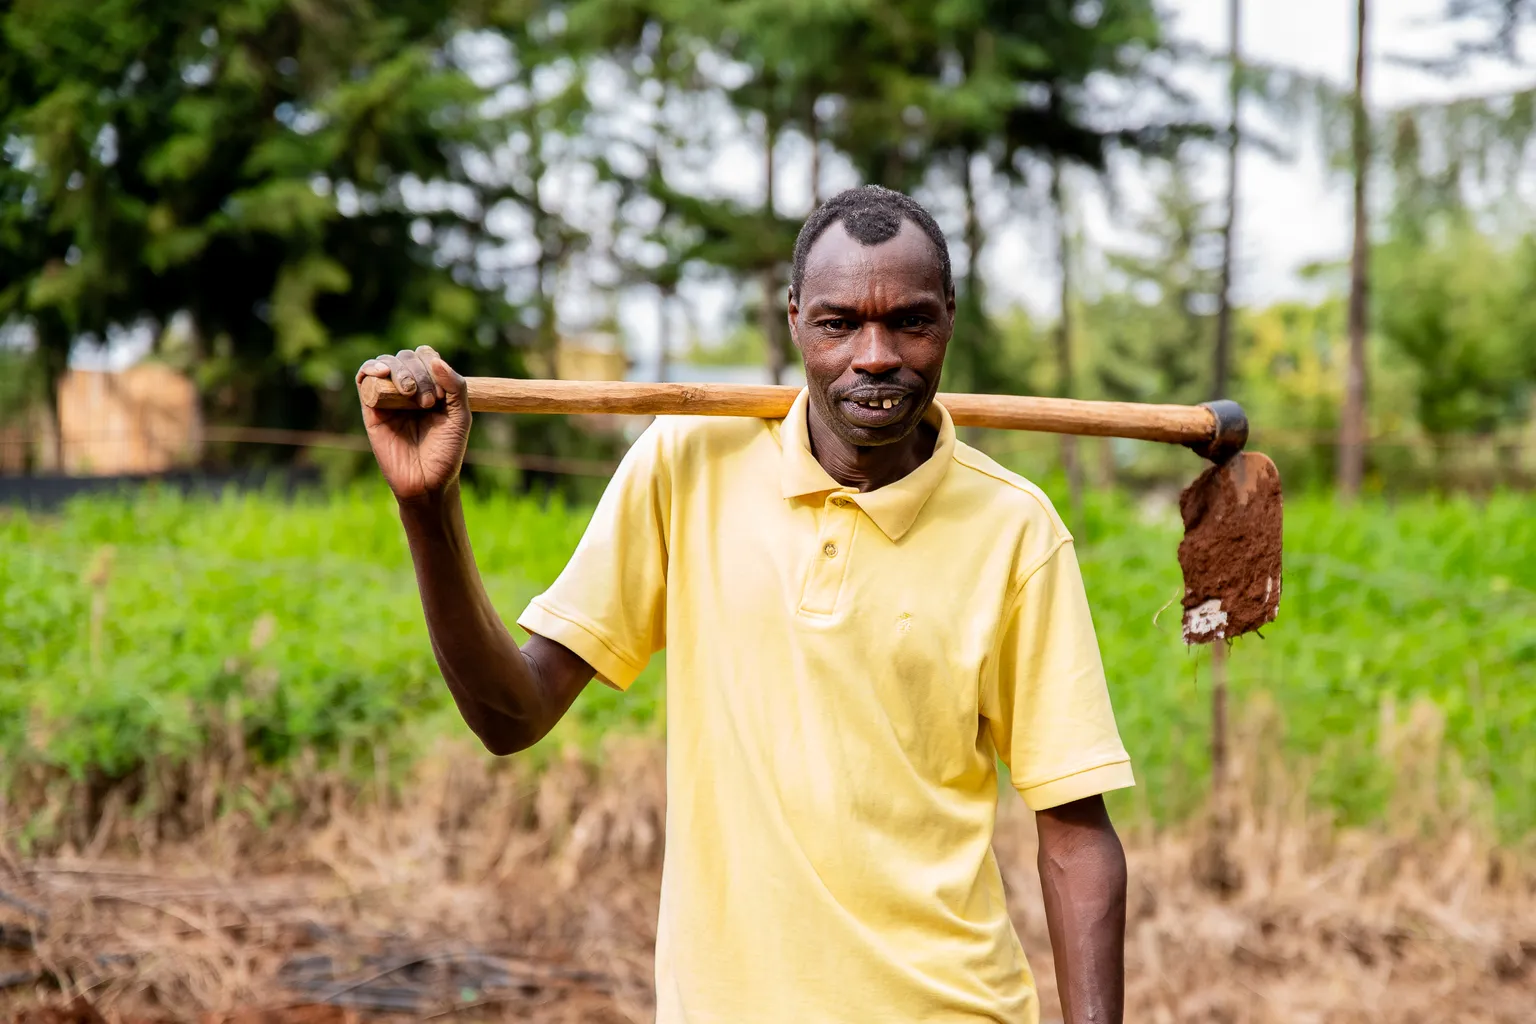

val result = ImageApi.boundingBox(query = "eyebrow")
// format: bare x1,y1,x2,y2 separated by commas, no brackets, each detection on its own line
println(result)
807,303,861,317
806,299,944,318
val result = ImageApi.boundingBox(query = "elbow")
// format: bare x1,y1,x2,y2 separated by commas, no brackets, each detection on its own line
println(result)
471,712,553,757
1042,826,1127,887
1103,837,1129,910
444,675,556,756
477,732,527,757
1036,800,1128,898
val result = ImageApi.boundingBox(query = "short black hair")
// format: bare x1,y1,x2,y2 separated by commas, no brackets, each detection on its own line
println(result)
790,185,953,300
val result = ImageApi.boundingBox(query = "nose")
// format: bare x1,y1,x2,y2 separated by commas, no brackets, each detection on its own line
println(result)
849,322,902,377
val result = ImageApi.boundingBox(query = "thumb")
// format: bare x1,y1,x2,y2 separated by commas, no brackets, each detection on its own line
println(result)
427,357,469,413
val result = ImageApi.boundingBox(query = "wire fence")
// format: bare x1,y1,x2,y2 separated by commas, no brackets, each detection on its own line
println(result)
4,420,1536,494
0,426,620,478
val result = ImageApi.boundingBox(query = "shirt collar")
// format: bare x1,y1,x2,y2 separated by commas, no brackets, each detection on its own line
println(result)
777,388,955,542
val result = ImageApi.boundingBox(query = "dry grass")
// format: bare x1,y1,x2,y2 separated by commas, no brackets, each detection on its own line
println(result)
1,735,1533,1022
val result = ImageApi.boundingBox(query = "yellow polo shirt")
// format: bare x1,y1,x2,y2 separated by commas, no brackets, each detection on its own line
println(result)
518,390,1133,1024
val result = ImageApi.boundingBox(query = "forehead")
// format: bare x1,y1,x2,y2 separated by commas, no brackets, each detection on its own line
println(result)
800,220,947,307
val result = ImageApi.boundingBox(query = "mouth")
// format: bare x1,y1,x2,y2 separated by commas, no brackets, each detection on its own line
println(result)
838,392,913,428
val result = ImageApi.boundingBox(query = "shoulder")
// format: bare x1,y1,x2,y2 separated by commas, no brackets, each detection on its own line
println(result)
948,441,1071,538
945,440,1073,571
631,413,774,469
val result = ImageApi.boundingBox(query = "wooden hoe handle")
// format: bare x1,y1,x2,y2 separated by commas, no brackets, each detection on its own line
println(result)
360,377,1249,461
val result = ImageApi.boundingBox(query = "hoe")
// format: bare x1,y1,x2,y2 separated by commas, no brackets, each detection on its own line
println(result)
361,377,1282,643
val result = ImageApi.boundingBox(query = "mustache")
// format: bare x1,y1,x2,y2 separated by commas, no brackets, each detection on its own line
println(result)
833,376,924,403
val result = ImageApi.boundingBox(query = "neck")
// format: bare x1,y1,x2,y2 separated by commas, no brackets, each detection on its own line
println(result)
806,400,938,493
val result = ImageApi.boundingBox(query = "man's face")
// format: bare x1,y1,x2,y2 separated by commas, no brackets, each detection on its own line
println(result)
788,220,955,448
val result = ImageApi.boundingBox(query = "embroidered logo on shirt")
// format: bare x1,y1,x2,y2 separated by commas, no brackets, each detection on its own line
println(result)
896,612,913,634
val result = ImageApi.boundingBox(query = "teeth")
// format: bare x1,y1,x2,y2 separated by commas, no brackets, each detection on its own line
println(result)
883,399,893,409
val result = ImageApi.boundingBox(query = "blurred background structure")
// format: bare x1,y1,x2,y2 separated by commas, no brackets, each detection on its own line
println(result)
2,1,1536,1020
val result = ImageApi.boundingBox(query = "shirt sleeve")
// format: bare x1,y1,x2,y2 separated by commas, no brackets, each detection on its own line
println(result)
516,422,670,691
982,539,1134,810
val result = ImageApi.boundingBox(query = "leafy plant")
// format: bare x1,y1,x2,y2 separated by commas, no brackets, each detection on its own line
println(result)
4,483,1534,837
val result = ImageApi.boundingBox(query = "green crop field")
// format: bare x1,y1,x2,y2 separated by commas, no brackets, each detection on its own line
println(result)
3,481,1534,837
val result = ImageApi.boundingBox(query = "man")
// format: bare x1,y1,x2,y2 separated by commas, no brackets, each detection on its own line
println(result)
358,185,1132,1024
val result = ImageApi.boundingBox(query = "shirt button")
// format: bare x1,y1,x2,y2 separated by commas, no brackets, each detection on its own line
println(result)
832,497,850,508
823,541,838,558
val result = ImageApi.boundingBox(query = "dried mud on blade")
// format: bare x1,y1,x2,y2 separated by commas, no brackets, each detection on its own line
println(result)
1177,451,1283,644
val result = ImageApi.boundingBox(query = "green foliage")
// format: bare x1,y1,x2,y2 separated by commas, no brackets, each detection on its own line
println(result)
579,0,1185,385
0,346,41,427
1376,218,1536,435
1074,486,1536,837
682,322,770,367
4,485,1533,837
1083,162,1219,408
0,0,1214,448
0,484,657,782
1063,149,1536,485
0,0,534,434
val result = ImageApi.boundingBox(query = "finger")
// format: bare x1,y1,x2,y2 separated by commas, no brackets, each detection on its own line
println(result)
395,349,436,408
376,353,414,395
355,358,392,384
415,346,447,400
397,348,435,406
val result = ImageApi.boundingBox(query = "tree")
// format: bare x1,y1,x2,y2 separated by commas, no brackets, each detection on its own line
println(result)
1051,158,1084,534
1089,160,1220,409
0,0,1222,460
1338,0,1371,499
1377,218,1536,437
0,0,552,450
1213,0,1241,402
1424,0,1536,64
840,0,1195,395
595,0,1200,391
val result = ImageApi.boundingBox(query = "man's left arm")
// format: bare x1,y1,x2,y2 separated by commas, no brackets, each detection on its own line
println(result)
1036,794,1127,1024
981,536,1134,1024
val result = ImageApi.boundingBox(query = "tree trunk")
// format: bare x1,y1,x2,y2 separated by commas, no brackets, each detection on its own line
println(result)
761,114,786,385
656,285,671,383
38,322,69,473
1097,437,1117,489
529,131,559,379
962,153,982,314
42,363,65,473
1339,0,1370,499
1197,640,1240,895
535,254,557,377
1051,158,1085,536
958,151,987,394
1213,0,1241,401
808,97,822,208
1211,642,1229,792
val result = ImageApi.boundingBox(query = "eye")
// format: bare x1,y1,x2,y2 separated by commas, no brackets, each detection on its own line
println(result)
897,315,927,329
822,318,852,331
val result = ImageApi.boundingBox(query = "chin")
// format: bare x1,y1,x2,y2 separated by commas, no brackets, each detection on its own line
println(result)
836,415,922,449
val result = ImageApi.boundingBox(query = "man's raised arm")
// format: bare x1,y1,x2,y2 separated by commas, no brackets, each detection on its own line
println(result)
357,345,594,755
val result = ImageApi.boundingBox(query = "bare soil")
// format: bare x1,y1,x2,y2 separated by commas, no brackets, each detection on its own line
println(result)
2,741,1532,1023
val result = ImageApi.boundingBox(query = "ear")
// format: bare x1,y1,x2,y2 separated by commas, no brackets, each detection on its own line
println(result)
786,287,802,351
945,285,956,322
